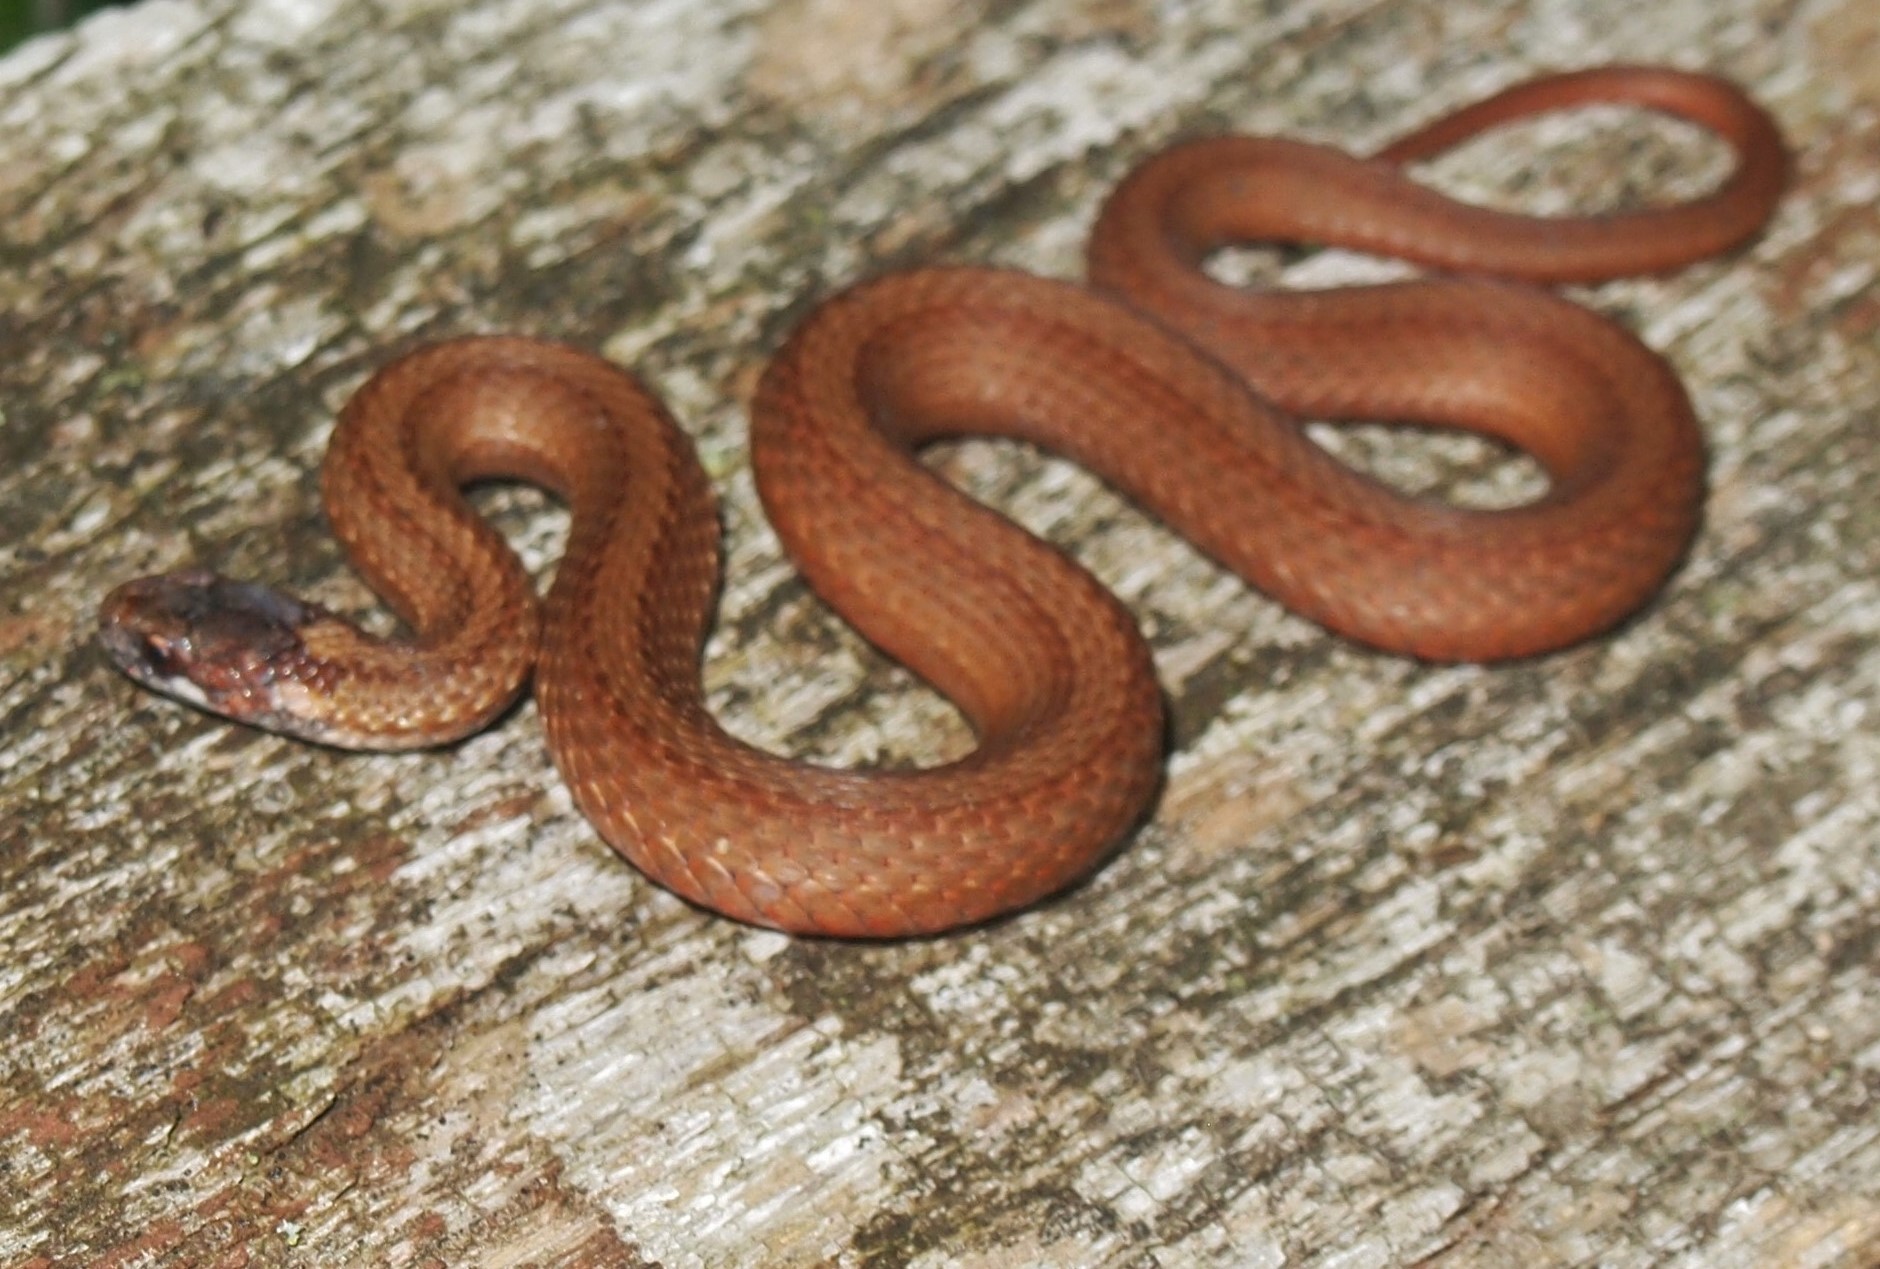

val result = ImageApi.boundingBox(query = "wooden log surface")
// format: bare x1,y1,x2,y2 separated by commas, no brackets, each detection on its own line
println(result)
2,0,1876,1263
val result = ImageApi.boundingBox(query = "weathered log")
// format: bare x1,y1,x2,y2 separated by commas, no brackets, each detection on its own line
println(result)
1,0,1875,1262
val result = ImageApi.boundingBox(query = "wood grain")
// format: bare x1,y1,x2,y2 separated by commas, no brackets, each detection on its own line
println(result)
1,0,1874,1263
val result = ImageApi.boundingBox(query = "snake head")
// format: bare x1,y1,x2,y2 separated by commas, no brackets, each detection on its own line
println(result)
97,569,339,741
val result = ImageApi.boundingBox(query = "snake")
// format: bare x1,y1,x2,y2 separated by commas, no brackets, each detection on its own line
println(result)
98,66,1787,937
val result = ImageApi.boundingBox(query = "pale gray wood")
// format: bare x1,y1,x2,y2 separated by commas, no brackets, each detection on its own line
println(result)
1,0,1875,1264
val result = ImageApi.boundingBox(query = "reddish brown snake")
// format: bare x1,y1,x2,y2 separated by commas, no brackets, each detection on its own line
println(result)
100,67,1786,937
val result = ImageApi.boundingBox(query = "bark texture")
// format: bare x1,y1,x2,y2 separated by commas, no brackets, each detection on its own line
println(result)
1,0,1876,1264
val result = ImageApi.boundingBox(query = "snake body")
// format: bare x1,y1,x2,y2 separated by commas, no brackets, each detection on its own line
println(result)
99,67,1786,936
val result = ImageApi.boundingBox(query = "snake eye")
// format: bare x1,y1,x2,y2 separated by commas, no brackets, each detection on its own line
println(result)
141,634,184,676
